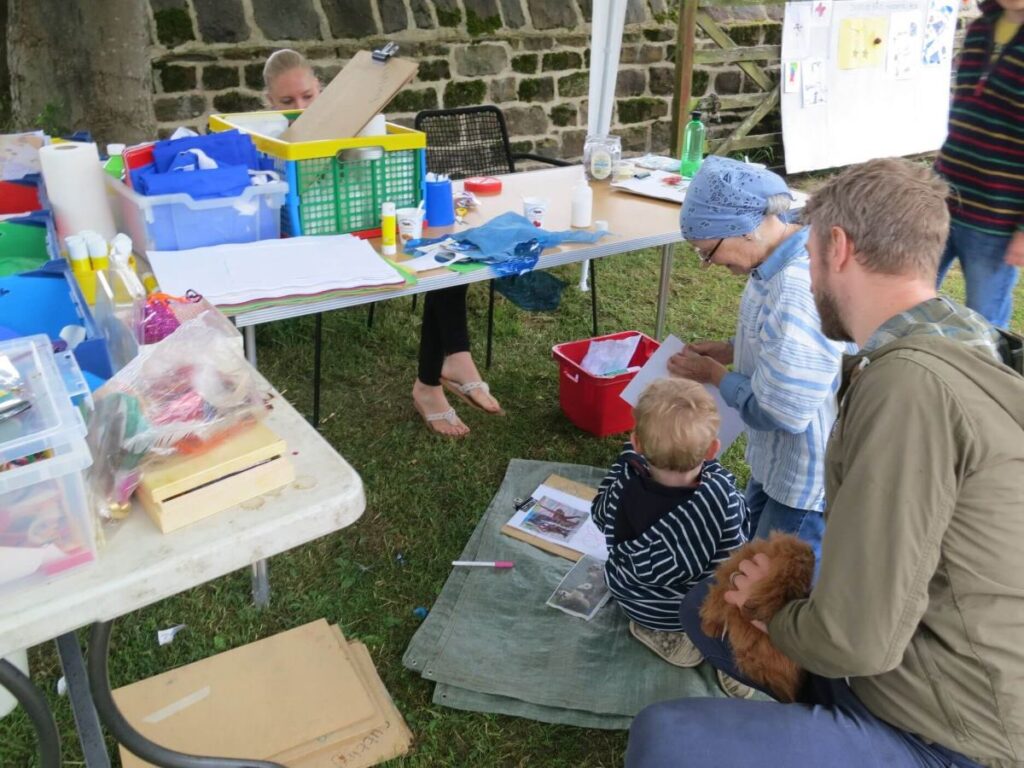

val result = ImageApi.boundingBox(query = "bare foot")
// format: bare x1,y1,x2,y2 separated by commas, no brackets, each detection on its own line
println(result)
440,352,503,414
412,380,469,437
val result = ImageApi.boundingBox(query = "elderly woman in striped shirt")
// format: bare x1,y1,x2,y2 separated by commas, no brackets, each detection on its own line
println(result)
668,157,848,559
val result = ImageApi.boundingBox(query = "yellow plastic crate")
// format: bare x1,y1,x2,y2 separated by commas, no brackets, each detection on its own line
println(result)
209,111,426,236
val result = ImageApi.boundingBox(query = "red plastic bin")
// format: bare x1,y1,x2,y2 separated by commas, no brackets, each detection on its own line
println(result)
552,331,660,437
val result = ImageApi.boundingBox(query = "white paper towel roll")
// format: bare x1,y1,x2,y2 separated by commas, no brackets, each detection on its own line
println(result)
39,142,116,240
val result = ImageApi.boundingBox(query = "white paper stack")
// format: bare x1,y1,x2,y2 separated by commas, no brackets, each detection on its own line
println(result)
148,235,406,307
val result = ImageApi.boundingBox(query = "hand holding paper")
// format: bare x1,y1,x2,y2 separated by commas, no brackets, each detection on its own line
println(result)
619,335,744,457
667,347,728,386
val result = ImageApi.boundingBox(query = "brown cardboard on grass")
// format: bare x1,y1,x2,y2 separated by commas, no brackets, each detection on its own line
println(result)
114,619,377,767
281,51,418,142
273,627,413,768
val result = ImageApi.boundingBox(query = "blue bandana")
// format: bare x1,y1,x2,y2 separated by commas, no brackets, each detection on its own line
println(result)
679,156,793,241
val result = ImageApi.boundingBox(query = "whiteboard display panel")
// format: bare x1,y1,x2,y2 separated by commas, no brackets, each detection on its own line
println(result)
781,0,957,173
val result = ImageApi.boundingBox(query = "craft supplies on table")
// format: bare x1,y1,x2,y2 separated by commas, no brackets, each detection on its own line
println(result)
209,111,426,238
551,331,659,437
0,334,96,594
147,235,407,309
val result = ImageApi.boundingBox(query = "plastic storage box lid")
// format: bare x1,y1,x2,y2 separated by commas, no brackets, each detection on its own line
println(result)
0,334,87,471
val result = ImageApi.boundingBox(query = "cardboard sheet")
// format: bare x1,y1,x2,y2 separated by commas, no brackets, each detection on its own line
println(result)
282,52,418,142
115,620,377,767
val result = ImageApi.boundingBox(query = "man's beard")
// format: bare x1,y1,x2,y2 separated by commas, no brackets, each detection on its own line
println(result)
813,284,854,343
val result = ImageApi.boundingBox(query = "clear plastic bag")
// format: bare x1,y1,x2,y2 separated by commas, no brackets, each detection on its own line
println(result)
86,308,265,520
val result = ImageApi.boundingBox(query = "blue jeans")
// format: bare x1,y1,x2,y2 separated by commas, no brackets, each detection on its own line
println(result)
746,478,824,563
623,580,985,768
937,220,1017,329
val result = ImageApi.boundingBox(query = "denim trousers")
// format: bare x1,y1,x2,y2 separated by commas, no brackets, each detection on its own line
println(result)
624,579,985,768
937,220,1017,329
746,478,825,563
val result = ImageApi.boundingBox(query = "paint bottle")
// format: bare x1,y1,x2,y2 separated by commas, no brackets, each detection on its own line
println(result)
65,235,90,277
381,202,397,256
679,111,706,178
83,231,110,271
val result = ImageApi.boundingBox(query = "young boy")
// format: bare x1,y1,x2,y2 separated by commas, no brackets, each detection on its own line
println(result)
591,378,749,676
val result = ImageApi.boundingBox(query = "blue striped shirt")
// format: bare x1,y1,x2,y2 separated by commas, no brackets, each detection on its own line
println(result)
591,446,748,631
719,227,849,512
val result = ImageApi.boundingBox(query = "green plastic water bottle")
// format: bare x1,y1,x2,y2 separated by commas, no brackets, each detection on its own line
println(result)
679,111,706,178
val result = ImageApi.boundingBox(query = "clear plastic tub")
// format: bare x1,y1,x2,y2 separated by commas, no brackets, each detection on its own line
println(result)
0,336,95,592
104,174,288,252
0,335,86,467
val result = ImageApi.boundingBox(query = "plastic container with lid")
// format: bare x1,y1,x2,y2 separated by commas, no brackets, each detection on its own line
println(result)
0,334,96,594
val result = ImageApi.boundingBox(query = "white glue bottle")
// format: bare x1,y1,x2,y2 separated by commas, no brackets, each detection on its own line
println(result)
571,174,593,229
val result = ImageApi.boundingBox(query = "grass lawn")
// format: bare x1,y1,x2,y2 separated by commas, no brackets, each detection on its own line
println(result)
1,241,1020,766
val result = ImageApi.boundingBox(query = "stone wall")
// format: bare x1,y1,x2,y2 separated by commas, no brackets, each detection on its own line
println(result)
147,0,783,160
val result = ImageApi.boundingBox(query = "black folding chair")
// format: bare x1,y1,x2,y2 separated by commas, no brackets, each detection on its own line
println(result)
413,106,598,368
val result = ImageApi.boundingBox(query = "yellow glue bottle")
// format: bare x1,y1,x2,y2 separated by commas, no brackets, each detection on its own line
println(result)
381,202,397,257
84,231,110,271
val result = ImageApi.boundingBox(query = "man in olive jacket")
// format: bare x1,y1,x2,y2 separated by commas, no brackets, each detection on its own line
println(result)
627,158,1024,768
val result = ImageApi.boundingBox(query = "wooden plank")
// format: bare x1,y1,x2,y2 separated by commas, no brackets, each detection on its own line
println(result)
694,45,780,65
713,93,770,111
714,85,781,156
696,10,773,91
707,132,781,153
672,0,700,156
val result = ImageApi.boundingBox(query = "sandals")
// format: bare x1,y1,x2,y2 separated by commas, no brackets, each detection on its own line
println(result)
440,377,504,415
414,401,469,437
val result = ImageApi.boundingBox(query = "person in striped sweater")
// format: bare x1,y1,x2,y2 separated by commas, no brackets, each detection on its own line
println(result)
935,0,1024,329
669,157,849,563
591,378,752,696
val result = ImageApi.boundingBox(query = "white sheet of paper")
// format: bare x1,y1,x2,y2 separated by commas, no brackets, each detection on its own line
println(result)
782,0,814,59
0,546,46,585
611,170,689,204
148,235,406,307
505,482,607,561
619,334,744,457
398,252,469,273
157,624,187,646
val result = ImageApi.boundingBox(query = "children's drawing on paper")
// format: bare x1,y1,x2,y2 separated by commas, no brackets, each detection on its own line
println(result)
887,11,921,79
522,496,586,541
809,0,833,27
783,60,803,94
802,58,827,107
783,1,814,59
838,17,889,70
923,0,956,66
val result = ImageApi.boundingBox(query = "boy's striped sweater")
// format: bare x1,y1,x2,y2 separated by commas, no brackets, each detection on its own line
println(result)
935,0,1024,237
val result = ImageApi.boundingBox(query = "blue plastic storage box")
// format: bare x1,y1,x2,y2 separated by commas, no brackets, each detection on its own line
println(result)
105,174,288,252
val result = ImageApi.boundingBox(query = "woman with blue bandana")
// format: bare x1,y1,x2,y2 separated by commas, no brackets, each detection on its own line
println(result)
667,156,847,563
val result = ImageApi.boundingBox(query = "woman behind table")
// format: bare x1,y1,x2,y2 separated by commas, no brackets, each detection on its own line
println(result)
263,50,502,438
667,156,848,559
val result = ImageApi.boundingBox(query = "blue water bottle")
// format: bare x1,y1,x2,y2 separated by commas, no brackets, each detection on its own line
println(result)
679,111,706,178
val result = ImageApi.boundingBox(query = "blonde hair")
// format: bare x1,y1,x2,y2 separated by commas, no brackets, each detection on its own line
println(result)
802,157,950,278
634,378,720,472
263,48,314,89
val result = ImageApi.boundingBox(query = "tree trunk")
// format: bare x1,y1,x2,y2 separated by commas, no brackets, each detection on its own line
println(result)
8,0,155,144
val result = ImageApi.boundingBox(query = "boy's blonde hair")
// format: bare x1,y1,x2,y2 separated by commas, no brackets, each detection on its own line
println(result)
634,378,720,472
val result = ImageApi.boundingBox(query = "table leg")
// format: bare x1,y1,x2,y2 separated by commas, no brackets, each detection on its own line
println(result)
243,325,257,367
312,313,323,429
0,658,62,768
655,243,674,340
56,632,110,768
589,260,598,337
87,621,285,768
251,559,270,608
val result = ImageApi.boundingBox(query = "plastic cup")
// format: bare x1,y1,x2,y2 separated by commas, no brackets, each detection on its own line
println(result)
523,197,549,228
397,207,425,242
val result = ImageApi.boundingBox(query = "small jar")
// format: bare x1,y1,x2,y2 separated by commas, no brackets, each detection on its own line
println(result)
583,134,621,182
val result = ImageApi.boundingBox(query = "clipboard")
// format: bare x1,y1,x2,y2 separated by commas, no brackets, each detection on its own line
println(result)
500,474,603,562
281,50,418,142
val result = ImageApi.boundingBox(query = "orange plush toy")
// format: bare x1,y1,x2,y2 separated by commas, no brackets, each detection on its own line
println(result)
699,532,815,703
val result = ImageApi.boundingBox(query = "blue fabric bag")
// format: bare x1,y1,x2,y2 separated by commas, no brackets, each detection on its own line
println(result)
407,212,610,276
131,130,263,200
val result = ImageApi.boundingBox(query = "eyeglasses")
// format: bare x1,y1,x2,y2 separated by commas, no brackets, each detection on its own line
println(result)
694,239,724,265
